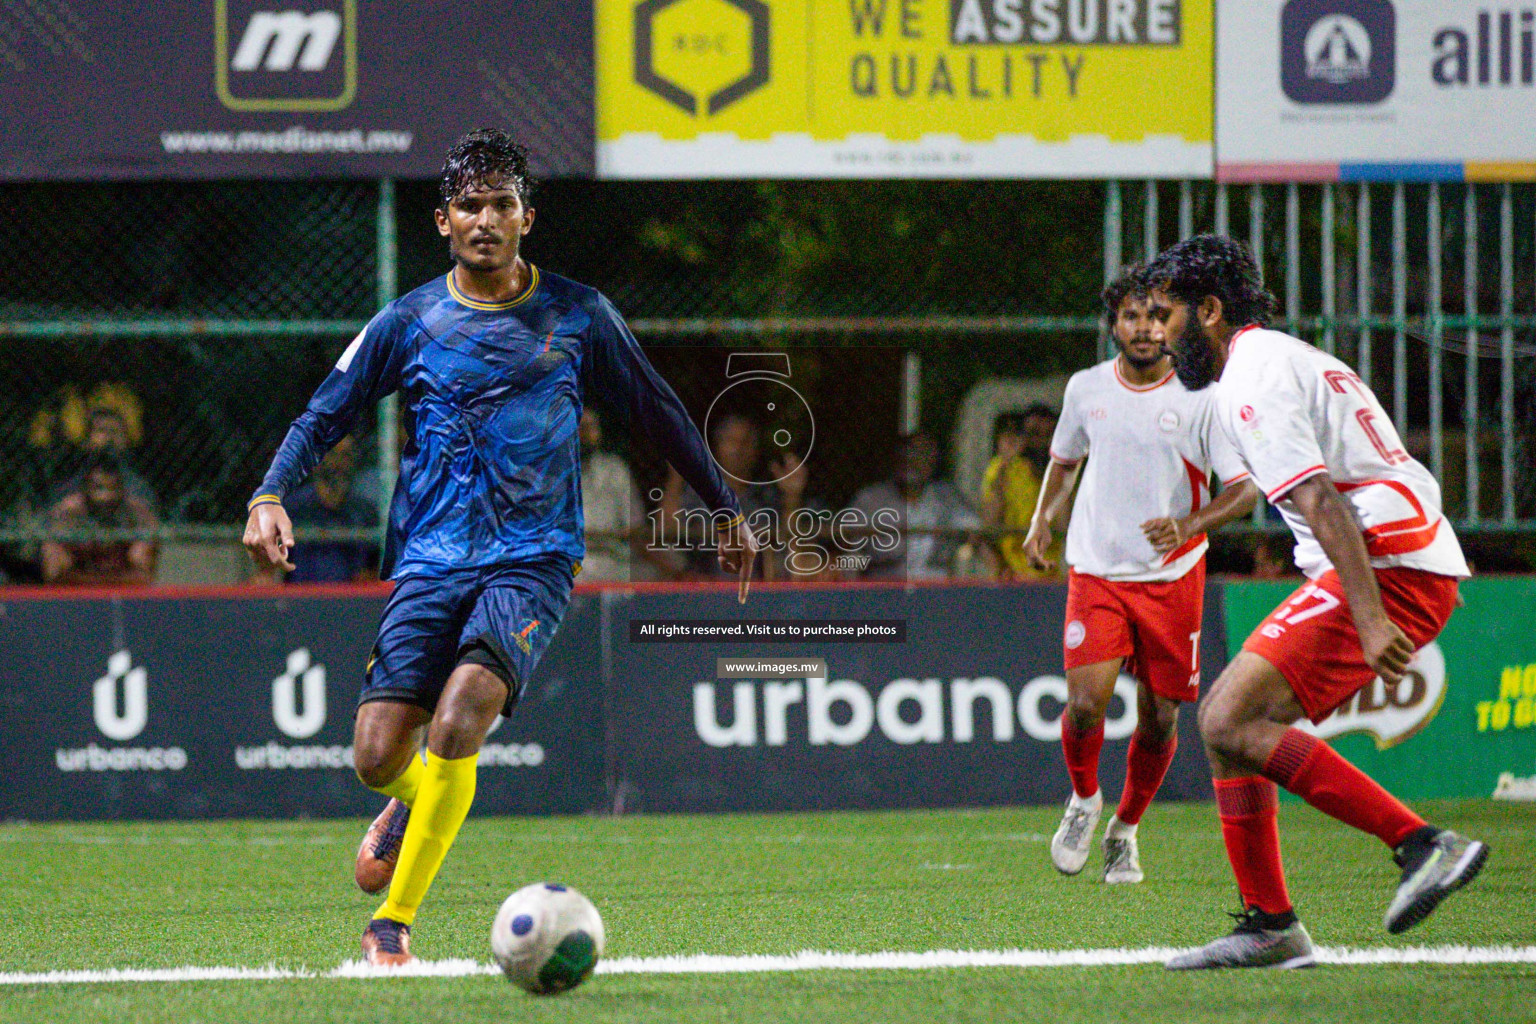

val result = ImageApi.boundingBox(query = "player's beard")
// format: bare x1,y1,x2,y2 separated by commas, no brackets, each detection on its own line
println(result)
449,233,518,274
1118,336,1163,371
1171,317,1221,391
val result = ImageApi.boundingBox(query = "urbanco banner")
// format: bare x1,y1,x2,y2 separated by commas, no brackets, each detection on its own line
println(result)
1217,0,1536,181
0,589,605,820
603,582,1228,813
1222,577,1536,799
1,581,1233,820
597,0,1213,179
0,1,592,180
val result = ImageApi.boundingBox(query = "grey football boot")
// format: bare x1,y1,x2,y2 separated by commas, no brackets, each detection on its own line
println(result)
1166,909,1316,970
1385,827,1490,935
1101,817,1144,884
1050,790,1103,875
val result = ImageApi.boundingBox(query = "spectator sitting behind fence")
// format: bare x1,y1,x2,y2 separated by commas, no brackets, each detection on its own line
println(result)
281,435,379,583
659,412,779,580
579,407,661,582
40,453,159,586
848,431,980,580
53,406,159,510
1250,533,1300,580
981,405,1065,581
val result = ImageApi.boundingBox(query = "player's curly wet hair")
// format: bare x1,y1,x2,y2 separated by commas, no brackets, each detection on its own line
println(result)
439,128,537,209
1101,264,1149,330
1145,234,1278,327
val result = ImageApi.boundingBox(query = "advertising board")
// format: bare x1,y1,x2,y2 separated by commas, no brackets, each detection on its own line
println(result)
597,0,1213,178
1217,0,1536,181
0,1,593,180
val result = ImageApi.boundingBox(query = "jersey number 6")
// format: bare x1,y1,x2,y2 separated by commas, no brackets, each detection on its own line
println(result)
1325,370,1409,466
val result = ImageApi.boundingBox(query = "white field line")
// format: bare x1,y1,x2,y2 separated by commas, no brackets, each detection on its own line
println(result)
4,946,1535,986
0,831,1051,848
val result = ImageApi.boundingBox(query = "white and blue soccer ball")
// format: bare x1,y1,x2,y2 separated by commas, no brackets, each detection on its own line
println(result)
490,882,605,994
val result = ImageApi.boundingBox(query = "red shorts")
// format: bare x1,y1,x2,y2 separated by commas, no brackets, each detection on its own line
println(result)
1242,567,1460,723
1063,563,1206,703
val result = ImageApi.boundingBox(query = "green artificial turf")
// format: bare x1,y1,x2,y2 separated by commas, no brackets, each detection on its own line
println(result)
1,800,1530,1023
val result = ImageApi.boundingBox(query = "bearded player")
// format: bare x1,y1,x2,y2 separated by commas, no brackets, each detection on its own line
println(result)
1148,235,1487,970
1023,267,1257,884
244,129,756,967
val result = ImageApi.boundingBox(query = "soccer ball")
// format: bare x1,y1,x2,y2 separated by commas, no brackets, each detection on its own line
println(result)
490,882,605,994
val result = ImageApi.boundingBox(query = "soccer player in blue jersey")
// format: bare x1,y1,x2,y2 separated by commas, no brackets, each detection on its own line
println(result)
243,129,756,967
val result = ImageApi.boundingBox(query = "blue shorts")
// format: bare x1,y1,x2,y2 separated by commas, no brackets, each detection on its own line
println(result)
360,558,574,716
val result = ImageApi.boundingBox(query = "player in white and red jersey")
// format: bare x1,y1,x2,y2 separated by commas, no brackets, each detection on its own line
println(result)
1147,235,1488,971
1023,268,1258,884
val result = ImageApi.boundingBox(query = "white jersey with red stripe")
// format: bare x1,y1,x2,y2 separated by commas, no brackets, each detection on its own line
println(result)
1050,358,1250,582
1214,326,1470,580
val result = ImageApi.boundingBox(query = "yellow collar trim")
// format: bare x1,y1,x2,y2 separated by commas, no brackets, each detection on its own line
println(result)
446,264,539,311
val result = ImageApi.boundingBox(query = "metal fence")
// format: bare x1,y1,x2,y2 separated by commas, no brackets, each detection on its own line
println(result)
1,178,1531,583
1106,180,1536,529
0,180,384,581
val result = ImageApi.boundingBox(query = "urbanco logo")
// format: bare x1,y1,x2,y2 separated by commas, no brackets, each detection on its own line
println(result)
57,650,186,773
93,649,147,742
1281,0,1396,104
693,673,1140,749
214,0,357,112
273,648,327,739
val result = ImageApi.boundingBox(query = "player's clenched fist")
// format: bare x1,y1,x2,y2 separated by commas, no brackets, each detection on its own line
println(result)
1140,516,1184,554
1358,614,1415,685
1022,520,1054,572
243,502,296,572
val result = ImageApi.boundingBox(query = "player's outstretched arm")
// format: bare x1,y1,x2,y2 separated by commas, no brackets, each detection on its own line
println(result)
1022,459,1080,572
243,312,404,582
583,294,747,597
243,501,296,573
1287,474,1414,683
1142,478,1259,554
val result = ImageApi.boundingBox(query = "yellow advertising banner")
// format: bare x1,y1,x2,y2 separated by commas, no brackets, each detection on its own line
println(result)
597,0,1212,178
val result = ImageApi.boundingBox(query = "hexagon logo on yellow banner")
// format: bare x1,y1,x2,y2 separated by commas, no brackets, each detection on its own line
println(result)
635,0,771,115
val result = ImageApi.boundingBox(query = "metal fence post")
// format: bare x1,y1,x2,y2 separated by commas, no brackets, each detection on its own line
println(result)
1103,180,1123,361
1285,182,1300,335
902,351,921,434
1357,184,1373,389
1502,182,1517,523
1392,181,1407,434
1427,182,1443,482
1249,184,1267,525
1248,184,1264,282
1465,185,1481,523
376,178,399,544
1321,183,1335,355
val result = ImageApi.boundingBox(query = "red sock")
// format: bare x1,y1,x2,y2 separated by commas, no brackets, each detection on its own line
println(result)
1262,730,1425,848
1214,776,1292,915
1116,730,1177,825
1060,717,1104,798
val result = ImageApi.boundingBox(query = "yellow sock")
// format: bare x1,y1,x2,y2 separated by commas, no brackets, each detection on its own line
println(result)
375,750,478,926
370,751,425,806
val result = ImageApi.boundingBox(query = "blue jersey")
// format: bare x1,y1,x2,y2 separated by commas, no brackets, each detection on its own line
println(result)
253,267,739,579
